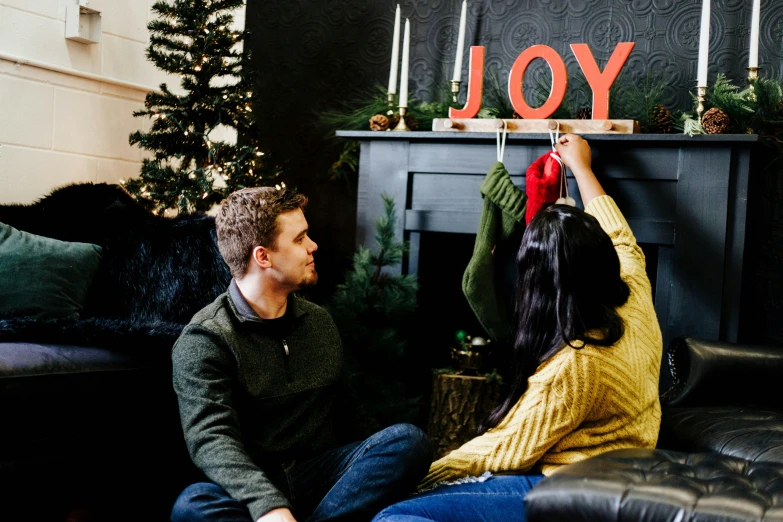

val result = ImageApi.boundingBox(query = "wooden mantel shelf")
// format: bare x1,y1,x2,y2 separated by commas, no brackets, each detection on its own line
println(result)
336,130,759,143
341,129,758,370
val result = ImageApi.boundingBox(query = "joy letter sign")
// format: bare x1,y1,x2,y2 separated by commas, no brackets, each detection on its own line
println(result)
450,42,635,121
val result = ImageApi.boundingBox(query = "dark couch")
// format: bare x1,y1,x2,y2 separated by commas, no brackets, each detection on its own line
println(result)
0,183,232,522
527,337,783,522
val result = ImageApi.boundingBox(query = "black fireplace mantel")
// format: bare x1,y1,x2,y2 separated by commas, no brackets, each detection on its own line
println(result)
336,130,758,354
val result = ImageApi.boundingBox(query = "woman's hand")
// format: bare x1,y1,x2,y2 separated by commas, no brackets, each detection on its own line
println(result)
554,134,606,207
555,134,592,175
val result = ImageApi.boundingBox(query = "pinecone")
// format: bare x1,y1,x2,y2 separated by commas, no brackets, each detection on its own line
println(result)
575,107,592,120
649,104,673,134
702,107,730,134
369,114,390,131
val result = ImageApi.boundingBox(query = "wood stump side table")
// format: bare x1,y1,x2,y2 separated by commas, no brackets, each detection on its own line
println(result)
426,373,503,459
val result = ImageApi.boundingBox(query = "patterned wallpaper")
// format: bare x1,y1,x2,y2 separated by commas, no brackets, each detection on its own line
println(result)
246,0,783,344
246,0,783,166
248,0,783,116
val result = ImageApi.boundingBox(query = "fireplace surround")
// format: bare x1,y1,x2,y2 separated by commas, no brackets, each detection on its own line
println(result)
337,130,757,382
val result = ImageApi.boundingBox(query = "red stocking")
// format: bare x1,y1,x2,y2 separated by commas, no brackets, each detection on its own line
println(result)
525,151,563,225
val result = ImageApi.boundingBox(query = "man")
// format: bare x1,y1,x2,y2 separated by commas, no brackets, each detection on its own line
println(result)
170,187,432,522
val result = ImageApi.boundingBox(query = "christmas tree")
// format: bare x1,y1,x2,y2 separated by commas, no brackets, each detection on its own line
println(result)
124,0,280,214
327,194,423,432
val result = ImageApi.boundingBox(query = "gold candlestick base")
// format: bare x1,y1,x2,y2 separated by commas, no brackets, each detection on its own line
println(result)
387,91,395,116
696,85,707,125
450,80,461,103
393,106,410,131
746,67,760,102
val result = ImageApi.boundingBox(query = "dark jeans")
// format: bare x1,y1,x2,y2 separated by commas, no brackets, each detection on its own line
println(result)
171,423,432,522
371,474,545,522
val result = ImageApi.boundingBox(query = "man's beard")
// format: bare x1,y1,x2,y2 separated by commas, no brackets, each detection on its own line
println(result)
299,269,318,289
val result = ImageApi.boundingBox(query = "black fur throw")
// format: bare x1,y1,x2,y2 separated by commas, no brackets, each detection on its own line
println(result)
0,182,232,347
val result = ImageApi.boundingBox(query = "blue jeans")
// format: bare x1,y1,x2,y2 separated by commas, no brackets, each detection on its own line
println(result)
371,474,545,522
171,423,432,522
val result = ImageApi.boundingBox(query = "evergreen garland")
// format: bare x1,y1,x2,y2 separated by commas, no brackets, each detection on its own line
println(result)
480,67,516,119
320,85,397,134
678,73,783,154
610,74,670,132
125,0,281,214
320,84,452,181
320,84,452,134
327,194,422,432
529,70,579,120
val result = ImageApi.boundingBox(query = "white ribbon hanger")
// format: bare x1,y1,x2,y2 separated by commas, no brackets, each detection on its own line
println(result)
496,119,508,163
549,121,575,207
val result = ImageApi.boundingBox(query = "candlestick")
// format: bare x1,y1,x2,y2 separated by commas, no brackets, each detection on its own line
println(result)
453,0,467,83
450,79,461,103
749,0,760,69
696,85,707,124
747,66,760,101
388,5,401,95
399,18,410,107
697,0,710,87
393,106,410,132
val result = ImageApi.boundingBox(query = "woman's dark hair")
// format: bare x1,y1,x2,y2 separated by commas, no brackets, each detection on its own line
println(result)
481,204,630,432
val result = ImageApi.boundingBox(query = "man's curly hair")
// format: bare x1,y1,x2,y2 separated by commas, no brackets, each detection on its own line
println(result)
215,188,308,279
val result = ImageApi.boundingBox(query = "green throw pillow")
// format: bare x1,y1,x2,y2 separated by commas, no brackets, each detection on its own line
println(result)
0,222,103,320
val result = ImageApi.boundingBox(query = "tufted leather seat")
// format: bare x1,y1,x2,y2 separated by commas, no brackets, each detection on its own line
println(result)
526,448,783,522
660,407,783,465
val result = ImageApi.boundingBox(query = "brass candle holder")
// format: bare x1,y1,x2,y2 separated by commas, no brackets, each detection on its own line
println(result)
450,79,461,103
392,106,410,131
387,91,395,116
696,85,707,124
747,67,760,102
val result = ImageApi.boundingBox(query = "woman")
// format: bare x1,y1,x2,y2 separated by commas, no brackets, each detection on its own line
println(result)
372,134,663,522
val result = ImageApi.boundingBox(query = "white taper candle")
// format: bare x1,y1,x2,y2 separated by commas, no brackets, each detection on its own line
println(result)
749,0,761,68
453,0,467,82
399,18,410,106
388,5,401,94
697,0,711,86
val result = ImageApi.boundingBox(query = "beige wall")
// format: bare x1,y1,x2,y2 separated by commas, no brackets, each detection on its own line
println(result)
0,0,245,204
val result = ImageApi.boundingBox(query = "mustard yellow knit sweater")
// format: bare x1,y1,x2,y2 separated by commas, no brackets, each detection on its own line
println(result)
422,195,663,488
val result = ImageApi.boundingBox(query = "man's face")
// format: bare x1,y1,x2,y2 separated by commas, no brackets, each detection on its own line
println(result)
267,208,318,290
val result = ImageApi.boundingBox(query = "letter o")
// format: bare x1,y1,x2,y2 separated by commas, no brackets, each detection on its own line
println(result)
508,45,568,120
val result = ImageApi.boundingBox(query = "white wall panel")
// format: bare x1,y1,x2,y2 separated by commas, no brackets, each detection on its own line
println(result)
0,144,98,203
53,88,144,161
0,76,54,149
0,6,102,74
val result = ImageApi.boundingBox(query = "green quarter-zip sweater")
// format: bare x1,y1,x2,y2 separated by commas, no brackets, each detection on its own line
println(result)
172,280,345,520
